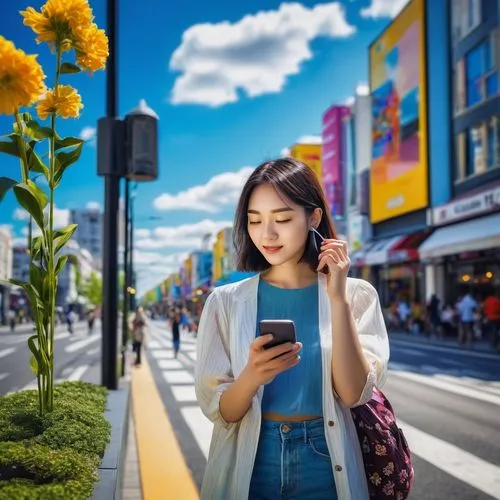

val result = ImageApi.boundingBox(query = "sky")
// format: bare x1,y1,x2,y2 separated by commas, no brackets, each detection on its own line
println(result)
0,0,409,295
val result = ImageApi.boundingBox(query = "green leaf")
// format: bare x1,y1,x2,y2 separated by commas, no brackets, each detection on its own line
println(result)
28,334,48,376
54,142,83,182
0,139,20,158
25,120,53,141
53,223,78,254
27,179,48,212
13,184,44,231
22,112,33,123
8,279,43,313
60,62,82,74
29,353,38,376
31,235,44,260
55,255,68,275
54,134,83,151
0,177,17,203
30,263,47,297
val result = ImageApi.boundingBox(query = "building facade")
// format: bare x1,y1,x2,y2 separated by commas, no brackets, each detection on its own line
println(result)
70,208,103,268
420,0,500,304
0,228,13,324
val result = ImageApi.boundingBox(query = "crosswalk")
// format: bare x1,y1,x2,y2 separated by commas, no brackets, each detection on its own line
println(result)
147,322,500,499
0,326,101,394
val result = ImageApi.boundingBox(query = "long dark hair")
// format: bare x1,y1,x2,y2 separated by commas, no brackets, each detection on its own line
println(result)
233,157,337,272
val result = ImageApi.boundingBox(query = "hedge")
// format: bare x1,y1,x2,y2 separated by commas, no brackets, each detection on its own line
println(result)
0,381,111,500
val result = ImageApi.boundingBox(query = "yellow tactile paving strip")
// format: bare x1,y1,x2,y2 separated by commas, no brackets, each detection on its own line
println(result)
132,356,200,500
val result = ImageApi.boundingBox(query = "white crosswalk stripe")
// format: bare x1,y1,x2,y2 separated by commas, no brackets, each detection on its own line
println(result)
148,322,500,499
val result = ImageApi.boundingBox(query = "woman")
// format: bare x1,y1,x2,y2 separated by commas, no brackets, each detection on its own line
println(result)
171,312,181,359
195,158,389,500
131,306,147,367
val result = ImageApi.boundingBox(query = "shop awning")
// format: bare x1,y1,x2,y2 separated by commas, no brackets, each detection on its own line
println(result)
364,236,403,266
419,212,500,260
349,242,375,268
387,231,431,263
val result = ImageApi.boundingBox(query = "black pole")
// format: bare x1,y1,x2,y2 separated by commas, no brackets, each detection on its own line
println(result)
121,178,129,376
102,0,119,390
129,188,135,311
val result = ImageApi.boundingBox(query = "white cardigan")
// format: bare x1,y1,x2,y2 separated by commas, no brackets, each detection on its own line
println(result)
195,274,390,500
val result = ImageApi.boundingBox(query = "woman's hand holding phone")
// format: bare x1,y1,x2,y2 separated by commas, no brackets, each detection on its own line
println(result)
242,335,302,387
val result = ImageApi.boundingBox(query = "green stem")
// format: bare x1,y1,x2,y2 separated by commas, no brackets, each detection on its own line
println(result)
14,111,29,185
47,46,62,412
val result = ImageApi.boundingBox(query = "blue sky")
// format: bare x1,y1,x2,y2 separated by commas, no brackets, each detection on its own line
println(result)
0,0,408,293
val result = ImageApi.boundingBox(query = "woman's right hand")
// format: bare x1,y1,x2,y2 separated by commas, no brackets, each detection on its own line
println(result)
242,334,302,387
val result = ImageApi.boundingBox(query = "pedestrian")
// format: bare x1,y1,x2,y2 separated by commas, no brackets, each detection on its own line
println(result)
8,309,16,332
172,312,181,358
66,308,75,334
483,289,500,352
456,290,477,348
426,294,441,338
130,306,147,367
87,308,95,335
195,158,390,499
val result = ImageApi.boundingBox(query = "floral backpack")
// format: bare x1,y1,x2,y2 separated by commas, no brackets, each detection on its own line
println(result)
350,387,414,499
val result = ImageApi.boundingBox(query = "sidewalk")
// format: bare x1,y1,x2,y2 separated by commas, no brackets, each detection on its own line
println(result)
389,330,497,354
124,354,199,500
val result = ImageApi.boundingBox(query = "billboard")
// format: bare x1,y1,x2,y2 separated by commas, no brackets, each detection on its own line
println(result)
322,105,350,217
369,0,428,223
290,144,322,181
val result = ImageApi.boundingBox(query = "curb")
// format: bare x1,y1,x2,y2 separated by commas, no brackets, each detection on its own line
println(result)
91,381,131,500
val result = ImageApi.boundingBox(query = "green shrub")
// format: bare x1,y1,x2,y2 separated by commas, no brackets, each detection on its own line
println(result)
0,382,110,500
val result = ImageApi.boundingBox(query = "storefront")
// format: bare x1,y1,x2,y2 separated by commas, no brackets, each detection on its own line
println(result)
419,211,500,304
352,232,430,308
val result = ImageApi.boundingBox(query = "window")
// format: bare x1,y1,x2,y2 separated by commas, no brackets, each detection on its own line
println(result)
452,0,481,42
463,35,498,109
456,117,500,182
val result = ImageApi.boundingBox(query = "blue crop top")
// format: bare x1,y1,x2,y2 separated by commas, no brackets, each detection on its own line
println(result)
256,278,323,416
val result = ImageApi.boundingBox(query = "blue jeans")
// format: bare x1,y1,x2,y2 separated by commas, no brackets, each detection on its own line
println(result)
249,418,338,500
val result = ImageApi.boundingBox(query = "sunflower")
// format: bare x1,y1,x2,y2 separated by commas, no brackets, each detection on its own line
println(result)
21,0,94,51
36,84,83,120
0,36,46,115
75,23,108,72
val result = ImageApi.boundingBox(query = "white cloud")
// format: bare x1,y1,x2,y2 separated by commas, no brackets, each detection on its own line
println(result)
153,166,253,213
356,83,370,95
281,147,291,157
13,237,28,248
134,250,190,294
79,126,96,143
135,218,232,250
360,0,409,19
13,205,70,234
86,201,101,211
169,2,355,107
134,228,151,239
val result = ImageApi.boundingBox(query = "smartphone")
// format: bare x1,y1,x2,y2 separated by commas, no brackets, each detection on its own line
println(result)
259,320,297,349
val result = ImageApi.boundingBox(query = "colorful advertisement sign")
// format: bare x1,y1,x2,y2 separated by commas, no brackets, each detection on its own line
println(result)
322,105,350,217
290,144,322,181
369,0,428,223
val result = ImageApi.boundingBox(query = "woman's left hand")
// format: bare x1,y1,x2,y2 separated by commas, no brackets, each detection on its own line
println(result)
317,239,350,302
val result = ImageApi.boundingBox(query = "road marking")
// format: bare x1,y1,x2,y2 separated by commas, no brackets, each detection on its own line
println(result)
0,347,16,359
399,419,500,498
390,338,499,360
87,346,100,356
65,335,100,353
151,350,173,359
171,385,197,403
392,369,500,406
186,351,197,361
54,332,70,341
181,406,213,460
147,340,163,349
67,365,89,381
162,370,194,384
434,374,500,397
0,373,9,381
157,359,183,370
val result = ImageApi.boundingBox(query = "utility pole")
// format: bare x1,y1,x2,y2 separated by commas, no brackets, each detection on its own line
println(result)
101,0,119,389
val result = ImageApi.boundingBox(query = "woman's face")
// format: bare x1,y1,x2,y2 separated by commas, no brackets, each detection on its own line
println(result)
247,183,318,268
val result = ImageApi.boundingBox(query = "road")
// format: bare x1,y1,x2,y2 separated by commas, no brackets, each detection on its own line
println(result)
0,321,103,395
146,320,500,500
